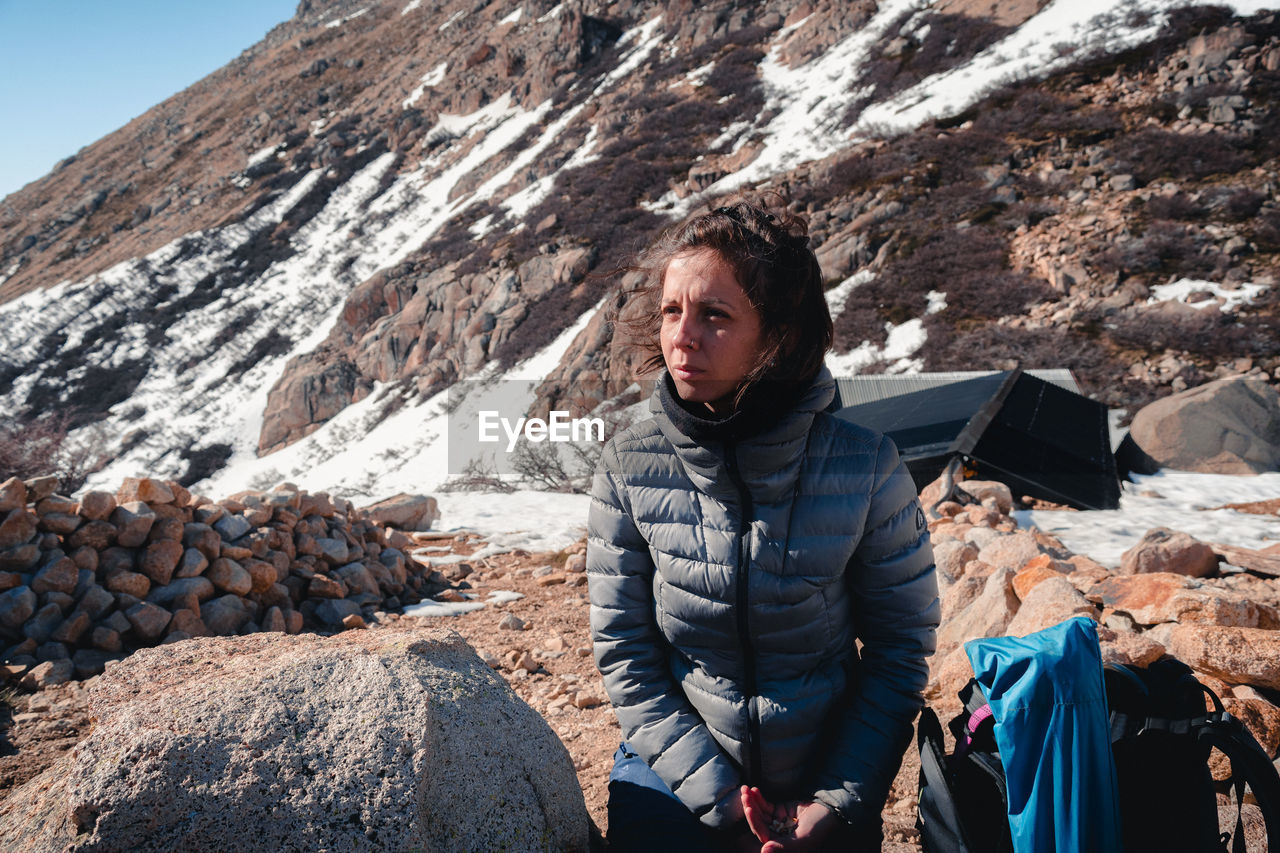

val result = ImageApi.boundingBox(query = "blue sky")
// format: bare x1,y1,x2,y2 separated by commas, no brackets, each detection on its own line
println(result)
0,0,299,200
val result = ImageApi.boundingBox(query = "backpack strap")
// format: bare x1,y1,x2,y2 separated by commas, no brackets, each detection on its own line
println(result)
917,706,974,853
1195,712,1280,853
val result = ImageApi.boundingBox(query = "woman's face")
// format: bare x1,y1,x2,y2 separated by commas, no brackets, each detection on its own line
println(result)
660,249,764,415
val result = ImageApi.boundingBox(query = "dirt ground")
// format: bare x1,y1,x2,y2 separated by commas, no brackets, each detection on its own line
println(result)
0,534,924,850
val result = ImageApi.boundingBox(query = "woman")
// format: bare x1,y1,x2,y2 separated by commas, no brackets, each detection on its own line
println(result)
587,199,939,851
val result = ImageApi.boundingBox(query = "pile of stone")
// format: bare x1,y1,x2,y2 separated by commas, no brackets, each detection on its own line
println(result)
0,476,445,688
923,477,1280,773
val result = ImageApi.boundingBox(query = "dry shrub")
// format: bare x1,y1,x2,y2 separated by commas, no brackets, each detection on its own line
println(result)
0,412,104,493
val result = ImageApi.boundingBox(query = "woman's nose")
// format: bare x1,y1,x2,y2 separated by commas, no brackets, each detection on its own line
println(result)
672,314,698,349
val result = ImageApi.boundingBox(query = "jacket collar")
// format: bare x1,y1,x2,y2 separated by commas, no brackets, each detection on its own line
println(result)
649,367,836,504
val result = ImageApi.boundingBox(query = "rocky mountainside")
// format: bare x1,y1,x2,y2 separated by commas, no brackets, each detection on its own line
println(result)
0,0,1278,496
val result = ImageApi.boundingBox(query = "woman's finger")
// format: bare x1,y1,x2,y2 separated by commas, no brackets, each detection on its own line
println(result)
741,785,772,842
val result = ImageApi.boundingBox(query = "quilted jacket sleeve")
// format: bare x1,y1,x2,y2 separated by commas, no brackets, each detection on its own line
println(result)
809,435,940,830
587,439,745,829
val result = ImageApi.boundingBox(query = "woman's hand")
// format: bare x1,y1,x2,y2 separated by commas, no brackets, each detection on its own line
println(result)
740,786,843,851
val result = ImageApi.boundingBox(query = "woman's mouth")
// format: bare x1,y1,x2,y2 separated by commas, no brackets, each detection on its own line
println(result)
670,365,704,379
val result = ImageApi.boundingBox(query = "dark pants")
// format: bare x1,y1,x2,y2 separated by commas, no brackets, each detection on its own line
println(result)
606,780,884,852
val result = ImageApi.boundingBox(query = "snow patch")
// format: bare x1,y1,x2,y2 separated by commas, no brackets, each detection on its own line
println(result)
1017,469,1280,569
825,269,873,317
1147,278,1269,313
439,9,466,31
401,0,421,15
499,7,523,25
325,7,368,28
826,316,928,376
403,61,449,109
538,4,564,23
594,16,665,96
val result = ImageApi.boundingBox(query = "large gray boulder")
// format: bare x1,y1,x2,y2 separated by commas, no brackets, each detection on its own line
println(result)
0,627,589,852
1128,379,1280,474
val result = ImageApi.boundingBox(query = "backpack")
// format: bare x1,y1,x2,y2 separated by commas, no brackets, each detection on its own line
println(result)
918,657,1280,853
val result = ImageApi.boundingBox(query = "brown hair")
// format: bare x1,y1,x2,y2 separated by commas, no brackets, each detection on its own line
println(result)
616,194,833,407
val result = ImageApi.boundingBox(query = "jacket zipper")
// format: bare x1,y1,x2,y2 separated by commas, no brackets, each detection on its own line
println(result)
725,441,762,787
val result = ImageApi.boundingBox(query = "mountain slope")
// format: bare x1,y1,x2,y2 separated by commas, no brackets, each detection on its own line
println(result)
0,0,1277,498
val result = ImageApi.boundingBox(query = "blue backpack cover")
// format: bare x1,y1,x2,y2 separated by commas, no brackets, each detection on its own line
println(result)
964,616,1123,853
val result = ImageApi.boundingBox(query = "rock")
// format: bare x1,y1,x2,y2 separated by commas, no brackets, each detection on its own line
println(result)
19,658,73,689
24,476,58,502
213,513,253,542
499,613,528,631
117,477,175,505
1097,628,1165,667
536,573,567,587
126,602,171,641
360,494,440,531
75,583,115,620
91,626,122,653
69,520,117,550
0,508,38,549
72,649,114,679
308,574,346,599
168,609,211,638
1088,573,1262,627
31,554,79,595
182,523,222,561
335,562,378,596
341,613,367,630
976,530,1048,572
262,606,287,633
23,603,63,644
315,598,361,627
1120,528,1218,577
138,540,184,585
146,577,216,608
1109,174,1137,192
1004,577,1095,637
147,516,185,543
1012,560,1066,601
36,640,69,661
956,480,1014,514
0,477,26,512
1128,379,1280,474
39,512,82,536
51,610,91,644
175,547,209,578
99,546,135,574
937,567,1019,653
0,544,39,571
0,628,588,850
933,540,979,583
1165,625,1280,690
315,537,350,565
207,558,253,596
564,553,586,573
78,491,116,521
201,595,250,635
111,501,156,548
104,570,150,599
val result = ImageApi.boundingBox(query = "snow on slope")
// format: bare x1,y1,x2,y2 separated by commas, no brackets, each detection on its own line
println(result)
666,0,1276,210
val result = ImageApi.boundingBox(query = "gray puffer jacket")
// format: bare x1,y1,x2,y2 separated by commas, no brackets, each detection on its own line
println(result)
587,367,939,831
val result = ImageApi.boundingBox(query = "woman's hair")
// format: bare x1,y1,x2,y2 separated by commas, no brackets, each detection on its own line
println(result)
617,194,833,404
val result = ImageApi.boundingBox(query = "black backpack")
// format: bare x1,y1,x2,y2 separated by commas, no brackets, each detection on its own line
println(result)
918,657,1280,852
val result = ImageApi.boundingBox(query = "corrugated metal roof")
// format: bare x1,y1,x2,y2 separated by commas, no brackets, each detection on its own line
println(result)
832,370,1080,408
